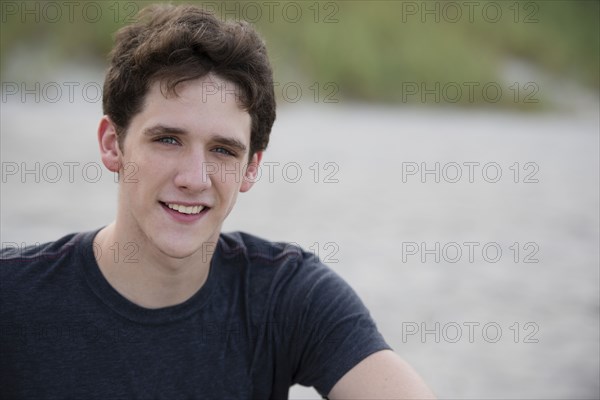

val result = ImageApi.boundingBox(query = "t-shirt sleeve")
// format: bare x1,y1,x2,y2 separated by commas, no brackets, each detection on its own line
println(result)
279,252,392,397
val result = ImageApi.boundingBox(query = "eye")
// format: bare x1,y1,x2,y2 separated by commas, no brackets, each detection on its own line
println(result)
156,136,180,145
212,147,235,157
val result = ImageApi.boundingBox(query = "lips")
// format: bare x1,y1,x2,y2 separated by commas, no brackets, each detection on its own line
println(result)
165,203,204,215
159,201,210,221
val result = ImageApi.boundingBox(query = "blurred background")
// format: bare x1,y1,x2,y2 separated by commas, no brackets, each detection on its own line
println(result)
1,1,598,398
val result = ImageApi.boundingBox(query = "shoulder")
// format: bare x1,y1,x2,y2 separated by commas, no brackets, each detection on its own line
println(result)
218,230,373,330
1,232,82,265
0,230,94,289
218,231,338,292
218,234,392,395
218,231,305,265
217,231,358,333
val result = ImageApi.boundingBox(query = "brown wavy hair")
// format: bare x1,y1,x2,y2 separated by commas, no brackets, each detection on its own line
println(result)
102,3,276,158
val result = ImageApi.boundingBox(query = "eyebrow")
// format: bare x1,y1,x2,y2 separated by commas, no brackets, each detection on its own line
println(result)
143,124,187,137
143,124,247,153
212,135,247,153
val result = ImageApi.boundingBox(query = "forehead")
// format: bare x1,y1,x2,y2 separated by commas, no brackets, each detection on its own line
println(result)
135,75,251,141
154,74,245,106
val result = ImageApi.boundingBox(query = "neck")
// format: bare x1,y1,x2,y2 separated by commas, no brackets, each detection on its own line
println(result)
93,222,213,309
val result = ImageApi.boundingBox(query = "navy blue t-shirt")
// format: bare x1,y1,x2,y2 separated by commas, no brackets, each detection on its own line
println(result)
1,230,390,399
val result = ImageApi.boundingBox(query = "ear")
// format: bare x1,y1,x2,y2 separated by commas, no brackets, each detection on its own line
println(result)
97,115,122,173
240,151,263,193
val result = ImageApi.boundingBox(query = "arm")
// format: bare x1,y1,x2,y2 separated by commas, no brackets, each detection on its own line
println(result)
328,350,436,399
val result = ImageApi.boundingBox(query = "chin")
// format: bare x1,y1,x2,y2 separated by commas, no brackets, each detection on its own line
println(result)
147,231,193,257
157,242,200,260
154,230,217,261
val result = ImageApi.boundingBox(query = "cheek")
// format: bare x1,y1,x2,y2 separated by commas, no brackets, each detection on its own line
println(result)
216,179,241,205
125,160,167,197
224,193,240,217
139,156,173,180
121,162,142,185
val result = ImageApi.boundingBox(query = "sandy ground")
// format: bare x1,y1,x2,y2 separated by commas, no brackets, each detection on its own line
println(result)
1,71,598,399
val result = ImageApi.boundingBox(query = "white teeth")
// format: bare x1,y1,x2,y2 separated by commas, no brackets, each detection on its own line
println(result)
166,203,205,215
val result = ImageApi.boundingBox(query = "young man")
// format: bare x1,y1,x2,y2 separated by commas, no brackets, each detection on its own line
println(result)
1,4,435,399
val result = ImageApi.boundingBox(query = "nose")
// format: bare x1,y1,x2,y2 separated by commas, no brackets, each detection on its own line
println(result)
173,150,214,192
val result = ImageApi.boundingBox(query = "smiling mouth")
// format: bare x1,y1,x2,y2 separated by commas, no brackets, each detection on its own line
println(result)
160,202,207,215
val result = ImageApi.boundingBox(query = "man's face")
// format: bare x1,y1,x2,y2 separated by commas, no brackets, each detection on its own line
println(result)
107,75,259,259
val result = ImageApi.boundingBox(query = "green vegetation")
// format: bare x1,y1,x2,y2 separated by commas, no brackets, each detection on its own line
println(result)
1,1,598,108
